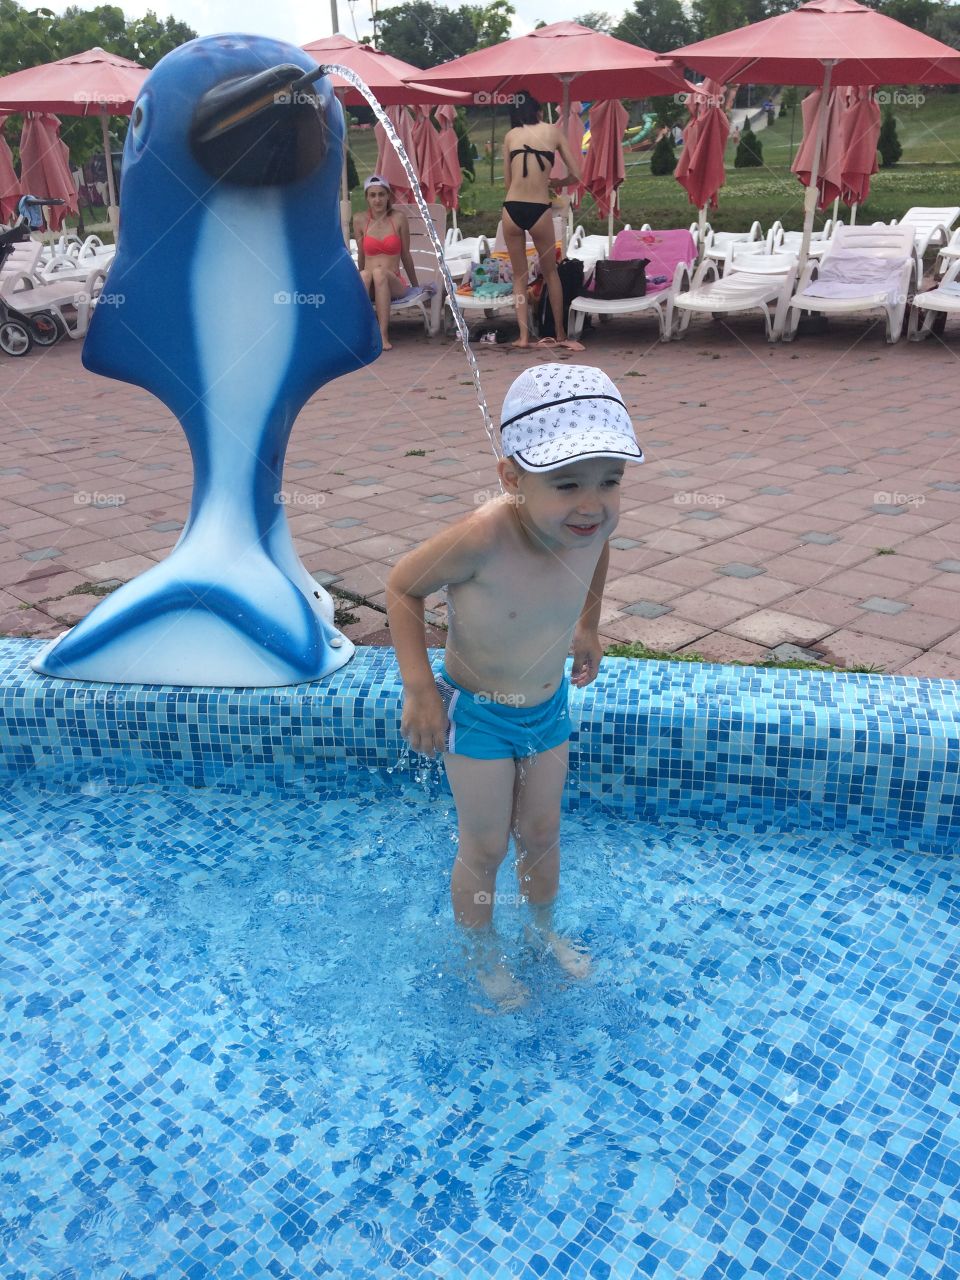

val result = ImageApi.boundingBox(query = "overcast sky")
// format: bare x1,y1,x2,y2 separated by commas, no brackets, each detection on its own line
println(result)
58,1,615,49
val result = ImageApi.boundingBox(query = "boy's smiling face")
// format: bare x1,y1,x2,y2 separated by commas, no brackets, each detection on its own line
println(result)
498,455,625,551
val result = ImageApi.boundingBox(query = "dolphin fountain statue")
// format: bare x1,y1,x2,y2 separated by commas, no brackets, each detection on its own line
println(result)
31,34,381,686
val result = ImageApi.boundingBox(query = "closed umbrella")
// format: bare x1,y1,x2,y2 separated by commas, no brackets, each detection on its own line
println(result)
375,105,418,204
0,117,21,222
791,86,845,210
19,113,77,231
840,86,880,220
434,104,462,214
671,0,960,265
412,106,444,204
675,78,729,241
552,99,585,211
579,99,628,249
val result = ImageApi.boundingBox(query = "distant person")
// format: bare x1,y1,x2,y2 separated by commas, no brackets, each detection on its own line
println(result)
354,175,419,351
501,88,584,351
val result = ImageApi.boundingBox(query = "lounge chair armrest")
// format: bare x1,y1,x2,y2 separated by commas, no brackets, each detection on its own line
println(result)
82,267,108,296
690,259,718,288
4,271,37,292
670,259,693,292
795,260,819,294
747,220,762,240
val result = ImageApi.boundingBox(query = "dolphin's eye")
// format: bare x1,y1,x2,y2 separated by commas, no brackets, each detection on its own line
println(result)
130,96,150,153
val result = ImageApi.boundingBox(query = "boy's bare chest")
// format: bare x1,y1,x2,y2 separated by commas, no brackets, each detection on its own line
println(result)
452,543,597,640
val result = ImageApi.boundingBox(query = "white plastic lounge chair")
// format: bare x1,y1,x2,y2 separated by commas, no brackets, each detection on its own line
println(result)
890,206,960,258
674,244,799,342
908,256,960,340
568,228,697,343
701,221,763,272
2,264,108,340
39,234,115,281
0,238,44,288
782,223,918,343
769,219,835,259
934,226,960,275
390,247,445,337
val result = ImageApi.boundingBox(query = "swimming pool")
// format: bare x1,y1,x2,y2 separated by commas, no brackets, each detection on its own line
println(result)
2,639,959,1278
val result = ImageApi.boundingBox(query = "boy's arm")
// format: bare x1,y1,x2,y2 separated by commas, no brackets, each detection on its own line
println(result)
387,517,485,686
576,539,609,634
571,540,609,687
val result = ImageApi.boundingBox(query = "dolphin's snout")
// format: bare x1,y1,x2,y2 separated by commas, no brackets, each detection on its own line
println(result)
191,63,330,186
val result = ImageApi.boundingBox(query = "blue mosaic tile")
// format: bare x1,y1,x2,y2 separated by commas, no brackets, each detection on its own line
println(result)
717,563,765,579
1,640,959,848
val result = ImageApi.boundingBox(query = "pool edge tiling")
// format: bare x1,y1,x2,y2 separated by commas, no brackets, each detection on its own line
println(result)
0,638,958,845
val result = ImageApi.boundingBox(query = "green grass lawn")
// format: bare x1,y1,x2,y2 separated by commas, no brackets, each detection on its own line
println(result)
347,89,960,236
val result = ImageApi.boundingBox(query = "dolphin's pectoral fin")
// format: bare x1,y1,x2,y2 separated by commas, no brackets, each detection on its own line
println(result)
32,567,351,687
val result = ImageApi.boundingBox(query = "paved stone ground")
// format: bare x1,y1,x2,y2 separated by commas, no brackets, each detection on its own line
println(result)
1,310,959,677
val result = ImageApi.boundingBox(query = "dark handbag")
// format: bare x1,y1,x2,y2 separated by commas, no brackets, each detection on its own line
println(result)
592,257,650,300
538,257,586,339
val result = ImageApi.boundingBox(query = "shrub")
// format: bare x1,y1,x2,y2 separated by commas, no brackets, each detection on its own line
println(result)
878,109,902,168
650,133,677,176
734,117,763,168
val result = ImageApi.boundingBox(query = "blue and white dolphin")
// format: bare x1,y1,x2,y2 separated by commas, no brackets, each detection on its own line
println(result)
32,34,381,686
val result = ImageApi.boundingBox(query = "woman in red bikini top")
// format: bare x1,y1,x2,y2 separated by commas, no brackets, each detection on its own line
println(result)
502,89,584,352
354,175,419,351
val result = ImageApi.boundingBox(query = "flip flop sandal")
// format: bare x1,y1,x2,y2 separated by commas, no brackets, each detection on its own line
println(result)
535,337,559,348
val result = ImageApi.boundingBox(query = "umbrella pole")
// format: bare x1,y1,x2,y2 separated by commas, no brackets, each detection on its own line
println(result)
799,61,835,270
831,195,839,224
560,74,572,253
698,205,707,249
99,111,119,236
850,202,858,226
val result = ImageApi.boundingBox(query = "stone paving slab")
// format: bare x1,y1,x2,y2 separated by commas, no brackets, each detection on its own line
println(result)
1,310,959,675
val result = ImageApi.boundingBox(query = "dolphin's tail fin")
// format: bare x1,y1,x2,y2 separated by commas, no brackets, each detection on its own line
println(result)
31,543,352,687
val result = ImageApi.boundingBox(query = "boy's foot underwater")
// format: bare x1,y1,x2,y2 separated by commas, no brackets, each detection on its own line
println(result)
462,929,529,1011
525,902,592,978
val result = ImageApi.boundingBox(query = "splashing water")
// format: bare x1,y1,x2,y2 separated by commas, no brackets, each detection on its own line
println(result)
319,63,501,464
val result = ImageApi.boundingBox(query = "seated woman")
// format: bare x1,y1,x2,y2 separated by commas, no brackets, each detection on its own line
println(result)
502,89,584,351
354,175,419,351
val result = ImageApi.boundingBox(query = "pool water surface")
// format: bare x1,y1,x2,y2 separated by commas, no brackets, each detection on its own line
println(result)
3,774,958,1279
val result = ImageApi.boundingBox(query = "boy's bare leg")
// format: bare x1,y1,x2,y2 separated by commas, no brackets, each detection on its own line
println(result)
444,752,528,1008
512,742,591,978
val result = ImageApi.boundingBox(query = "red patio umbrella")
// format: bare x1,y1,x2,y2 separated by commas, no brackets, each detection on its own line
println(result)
301,33,471,107
579,99,628,241
840,87,881,217
0,116,21,222
0,47,147,219
791,86,845,210
302,34,469,239
19,113,77,231
414,20,684,123
672,0,960,262
675,78,729,239
434,104,462,213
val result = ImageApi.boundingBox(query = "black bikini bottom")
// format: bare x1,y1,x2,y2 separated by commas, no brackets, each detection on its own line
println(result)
503,200,552,232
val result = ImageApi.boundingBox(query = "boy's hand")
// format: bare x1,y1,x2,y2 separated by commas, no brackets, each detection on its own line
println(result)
400,688,449,756
571,630,603,687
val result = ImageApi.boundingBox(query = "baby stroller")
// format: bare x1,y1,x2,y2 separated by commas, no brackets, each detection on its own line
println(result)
0,217,65,356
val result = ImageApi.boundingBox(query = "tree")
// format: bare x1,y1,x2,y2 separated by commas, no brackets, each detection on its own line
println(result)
734,116,763,167
466,0,514,47
925,0,960,46
649,131,677,174
878,109,902,166
377,2,479,68
574,11,616,31
614,0,695,52
0,2,197,170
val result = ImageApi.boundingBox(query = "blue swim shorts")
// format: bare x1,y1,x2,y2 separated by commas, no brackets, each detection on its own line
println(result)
434,665,572,761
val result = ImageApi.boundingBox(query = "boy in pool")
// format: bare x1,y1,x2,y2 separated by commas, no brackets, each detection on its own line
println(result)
387,365,643,1008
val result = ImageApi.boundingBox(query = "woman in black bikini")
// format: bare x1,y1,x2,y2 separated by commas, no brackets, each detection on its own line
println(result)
502,90,584,351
